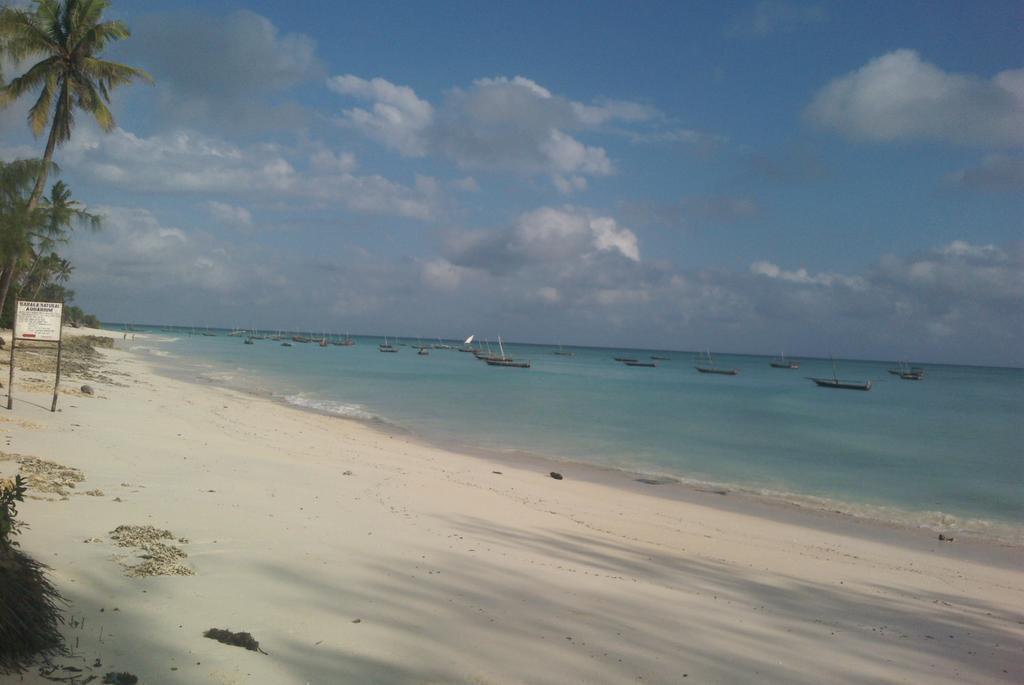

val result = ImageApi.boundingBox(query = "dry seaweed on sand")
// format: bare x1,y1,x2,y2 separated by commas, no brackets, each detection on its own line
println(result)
203,628,268,654
0,452,85,499
0,549,66,674
108,525,193,578
2,335,121,385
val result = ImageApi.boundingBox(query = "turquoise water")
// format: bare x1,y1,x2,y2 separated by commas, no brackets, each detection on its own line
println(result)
120,327,1023,541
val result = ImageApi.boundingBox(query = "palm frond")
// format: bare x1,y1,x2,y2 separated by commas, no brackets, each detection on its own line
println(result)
70,74,113,130
0,55,60,107
80,57,153,87
0,8,57,61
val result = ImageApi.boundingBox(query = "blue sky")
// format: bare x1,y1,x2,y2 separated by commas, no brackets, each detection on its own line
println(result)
1,0,1021,364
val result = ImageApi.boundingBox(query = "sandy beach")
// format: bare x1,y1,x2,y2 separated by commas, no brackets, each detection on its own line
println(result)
1,329,1021,684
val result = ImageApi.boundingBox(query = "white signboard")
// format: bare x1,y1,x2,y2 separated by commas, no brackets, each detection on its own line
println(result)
14,301,63,342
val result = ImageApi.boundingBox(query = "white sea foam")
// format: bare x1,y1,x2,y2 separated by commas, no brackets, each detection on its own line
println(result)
198,371,236,383
284,394,376,420
128,345,173,358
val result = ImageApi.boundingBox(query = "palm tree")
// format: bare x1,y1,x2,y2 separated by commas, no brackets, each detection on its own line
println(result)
0,159,48,281
17,180,98,298
0,0,151,315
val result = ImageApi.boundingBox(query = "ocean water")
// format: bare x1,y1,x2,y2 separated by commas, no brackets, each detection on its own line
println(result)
119,327,1023,542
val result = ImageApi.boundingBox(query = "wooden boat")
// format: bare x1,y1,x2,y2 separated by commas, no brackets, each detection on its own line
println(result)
697,366,738,375
809,357,872,391
888,362,924,380
379,336,398,353
333,332,355,346
625,360,657,367
485,337,530,368
694,350,738,375
486,358,530,368
614,357,639,363
810,377,872,390
475,339,501,361
770,352,799,369
292,335,310,343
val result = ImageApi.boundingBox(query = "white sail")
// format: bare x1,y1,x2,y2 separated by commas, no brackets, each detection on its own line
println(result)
464,334,474,344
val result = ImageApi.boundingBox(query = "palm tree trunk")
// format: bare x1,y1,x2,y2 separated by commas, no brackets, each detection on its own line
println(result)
0,122,60,317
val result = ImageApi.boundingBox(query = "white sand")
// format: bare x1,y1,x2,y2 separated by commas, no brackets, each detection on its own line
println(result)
2,329,1021,684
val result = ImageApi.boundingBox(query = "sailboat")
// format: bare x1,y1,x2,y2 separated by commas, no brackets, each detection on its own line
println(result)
475,339,501,361
552,344,575,357
809,356,872,390
459,334,477,353
695,350,738,375
888,361,924,380
485,337,530,368
770,351,800,369
379,336,398,353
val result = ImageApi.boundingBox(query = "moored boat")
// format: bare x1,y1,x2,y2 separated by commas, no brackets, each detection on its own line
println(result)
694,350,738,375
625,360,657,367
809,357,872,391
770,352,799,369
485,337,530,368
809,377,872,390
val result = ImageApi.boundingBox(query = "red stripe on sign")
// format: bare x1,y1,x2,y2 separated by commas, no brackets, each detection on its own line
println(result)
23,333,36,338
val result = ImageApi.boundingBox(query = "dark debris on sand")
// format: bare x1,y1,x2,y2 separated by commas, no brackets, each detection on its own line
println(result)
203,628,268,654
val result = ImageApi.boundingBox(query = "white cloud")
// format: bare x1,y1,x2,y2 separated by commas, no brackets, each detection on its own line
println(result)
310,149,358,174
55,125,443,221
327,74,434,156
206,201,253,228
420,258,467,291
806,50,1024,147
329,74,659,191
69,206,245,294
750,261,866,289
445,206,640,274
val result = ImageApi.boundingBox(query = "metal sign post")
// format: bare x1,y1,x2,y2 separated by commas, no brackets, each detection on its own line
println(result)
8,300,64,412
